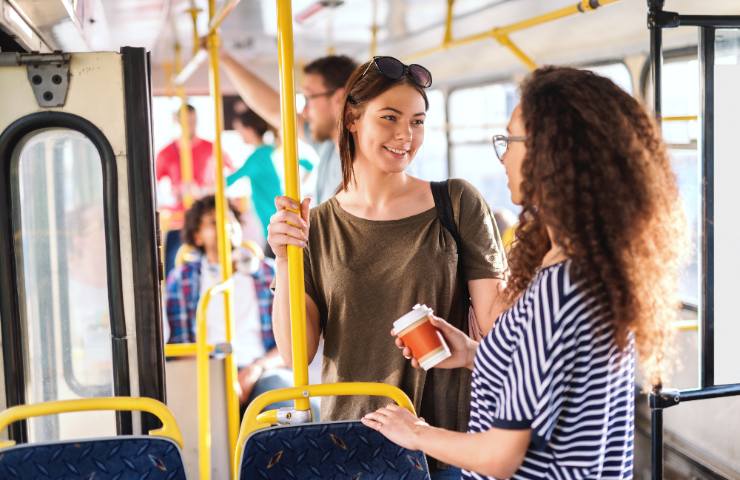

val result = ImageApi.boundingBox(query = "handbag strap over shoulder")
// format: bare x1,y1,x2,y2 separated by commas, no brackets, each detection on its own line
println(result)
430,180,469,303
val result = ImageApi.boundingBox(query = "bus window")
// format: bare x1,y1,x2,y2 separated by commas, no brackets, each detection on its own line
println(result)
661,57,701,308
10,128,115,441
407,89,447,181
449,82,520,214
583,62,633,94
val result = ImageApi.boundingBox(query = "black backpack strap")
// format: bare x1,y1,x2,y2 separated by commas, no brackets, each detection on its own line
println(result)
431,180,469,303
430,180,461,246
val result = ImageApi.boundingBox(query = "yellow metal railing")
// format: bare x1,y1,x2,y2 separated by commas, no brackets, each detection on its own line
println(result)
369,0,379,57
205,0,241,469
673,320,699,332
276,0,311,414
174,0,240,87
195,279,233,479
662,115,699,122
234,382,416,474
406,0,620,70
231,2,422,476
0,397,184,450
174,42,195,209
164,342,215,357
167,2,245,468
163,277,234,479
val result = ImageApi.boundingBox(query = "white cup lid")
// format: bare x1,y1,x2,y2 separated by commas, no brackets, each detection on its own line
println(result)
393,304,434,333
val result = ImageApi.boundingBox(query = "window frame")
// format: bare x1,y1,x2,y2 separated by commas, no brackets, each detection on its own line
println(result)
0,112,131,442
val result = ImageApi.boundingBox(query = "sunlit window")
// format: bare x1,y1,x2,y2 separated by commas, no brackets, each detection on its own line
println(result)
448,82,520,217
11,128,116,441
660,56,701,307
582,62,633,94
407,89,448,181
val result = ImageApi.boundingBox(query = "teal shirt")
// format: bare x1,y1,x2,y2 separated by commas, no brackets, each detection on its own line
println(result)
227,145,281,238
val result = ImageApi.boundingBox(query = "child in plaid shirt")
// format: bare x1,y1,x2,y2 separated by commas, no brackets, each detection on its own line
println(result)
166,195,312,413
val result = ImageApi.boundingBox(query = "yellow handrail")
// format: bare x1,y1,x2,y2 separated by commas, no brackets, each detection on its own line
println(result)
174,42,195,209
276,0,310,414
0,397,184,450
369,0,379,57
195,278,233,480
204,0,241,474
174,0,240,87
164,342,215,357
207,0,241,37
662,115,698,122
673,320,699,332
187,3,201,56
406,0,619,68
234,382,416,474
444,0,455,46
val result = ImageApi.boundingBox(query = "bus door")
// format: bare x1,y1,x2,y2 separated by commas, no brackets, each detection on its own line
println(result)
648,2,740,478
0,48,165,444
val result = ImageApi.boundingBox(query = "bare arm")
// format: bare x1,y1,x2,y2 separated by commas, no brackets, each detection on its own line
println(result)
220,51,305,136
362,405,530,479
268,196,320,365
468,278,507,334
272,257,321,365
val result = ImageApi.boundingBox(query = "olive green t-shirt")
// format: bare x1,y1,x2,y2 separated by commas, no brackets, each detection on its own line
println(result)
304,178,506,444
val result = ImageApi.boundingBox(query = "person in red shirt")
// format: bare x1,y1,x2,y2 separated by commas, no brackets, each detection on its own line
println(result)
156,104,233,276
156,104,234,210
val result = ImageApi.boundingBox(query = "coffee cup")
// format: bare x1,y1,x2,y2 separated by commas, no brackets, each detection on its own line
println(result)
393,304,451,370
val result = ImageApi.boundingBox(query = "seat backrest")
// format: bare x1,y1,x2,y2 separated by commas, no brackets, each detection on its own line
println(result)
0,436,187,479
238,420,430,480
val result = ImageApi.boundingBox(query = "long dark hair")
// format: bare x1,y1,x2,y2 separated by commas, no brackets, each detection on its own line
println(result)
337,60,429,191
506,66,688,385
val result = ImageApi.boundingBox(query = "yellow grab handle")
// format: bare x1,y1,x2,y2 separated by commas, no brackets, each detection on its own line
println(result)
0,397,184,449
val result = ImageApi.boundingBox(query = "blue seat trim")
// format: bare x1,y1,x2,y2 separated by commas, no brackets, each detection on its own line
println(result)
239,420,431,479
0,436,186,479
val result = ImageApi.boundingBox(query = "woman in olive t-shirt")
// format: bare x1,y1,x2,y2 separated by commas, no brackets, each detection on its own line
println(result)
267,56,507,478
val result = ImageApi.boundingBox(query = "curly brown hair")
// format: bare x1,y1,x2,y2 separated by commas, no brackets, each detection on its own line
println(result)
507,66,688,385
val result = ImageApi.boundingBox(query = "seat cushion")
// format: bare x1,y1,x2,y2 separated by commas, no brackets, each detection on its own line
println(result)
0,436,186,479
239,420,430,479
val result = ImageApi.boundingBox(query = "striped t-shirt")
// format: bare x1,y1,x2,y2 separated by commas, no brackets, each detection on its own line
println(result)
465,260,635,479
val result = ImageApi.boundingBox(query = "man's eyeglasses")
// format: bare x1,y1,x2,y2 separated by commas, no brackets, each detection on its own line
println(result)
492,134,526,163
360,56,433,89
303,90,337,104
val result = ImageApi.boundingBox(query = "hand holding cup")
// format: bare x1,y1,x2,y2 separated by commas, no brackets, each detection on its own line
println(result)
392,308,479,370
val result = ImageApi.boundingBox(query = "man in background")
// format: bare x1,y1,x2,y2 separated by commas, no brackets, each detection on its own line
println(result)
220,52,356,203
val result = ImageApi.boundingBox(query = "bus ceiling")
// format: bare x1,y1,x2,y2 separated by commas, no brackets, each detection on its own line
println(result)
3,1,740,93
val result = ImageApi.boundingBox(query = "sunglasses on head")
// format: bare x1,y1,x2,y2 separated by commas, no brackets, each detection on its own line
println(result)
360,56,433,89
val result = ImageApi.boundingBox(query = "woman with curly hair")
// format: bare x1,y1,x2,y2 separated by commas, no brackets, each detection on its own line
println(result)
363,66,687,479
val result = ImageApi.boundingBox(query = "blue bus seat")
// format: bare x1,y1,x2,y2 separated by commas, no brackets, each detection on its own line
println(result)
0,436,186,479
238,420,430,479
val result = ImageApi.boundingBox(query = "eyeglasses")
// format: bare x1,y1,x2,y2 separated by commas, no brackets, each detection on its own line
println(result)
303,90,336,103
492,134,526,163
360,56,433,88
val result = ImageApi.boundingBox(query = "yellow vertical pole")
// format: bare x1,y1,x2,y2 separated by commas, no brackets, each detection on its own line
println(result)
188,2,201,55
195,289,213,480
369,0,378,57
276,0,310,413
444,0,455,45
174,43,195,210
205,0,240,474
